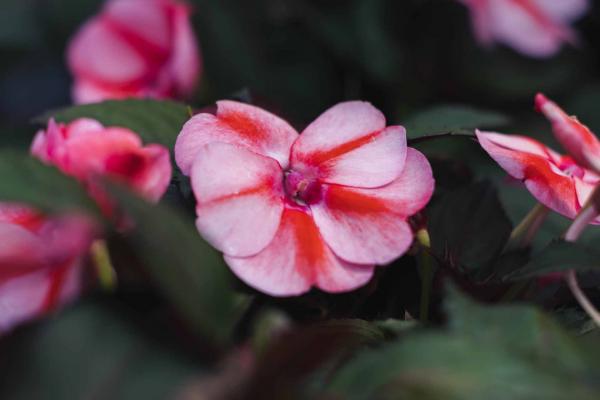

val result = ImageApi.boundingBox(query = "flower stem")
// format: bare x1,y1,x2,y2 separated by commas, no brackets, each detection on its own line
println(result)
91,239,117,290
501,203,549,301
416,229,433,322
563,188,600,328
565,270,600,327
507,203,549,249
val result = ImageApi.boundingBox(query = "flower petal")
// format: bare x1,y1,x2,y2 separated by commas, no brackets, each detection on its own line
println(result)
536,93,600,173
68,17,151,88
0,264,81,334
291,101,405,188
225,207,374,297
71,79,144,104
477,130,579,219
168,2,201,97
483,0,579,57
103,0,172,54
190,143,285,257
530,0,589,21
0,223,45,277
312,148,433,265
175,101,299,175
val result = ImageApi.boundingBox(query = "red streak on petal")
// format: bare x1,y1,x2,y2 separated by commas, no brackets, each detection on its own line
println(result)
301,130,382,166
286,208,325,282
218,110,268,143
102,14,171,66
203,184,275,206
105,152,147,180
509,0,567,38
324,186,390,214
41,263,71,313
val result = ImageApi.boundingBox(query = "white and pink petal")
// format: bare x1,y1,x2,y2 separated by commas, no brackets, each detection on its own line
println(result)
291,101,405,188
190,143,285,257
311,149,433,265
175,101,299,175
225,207,374,297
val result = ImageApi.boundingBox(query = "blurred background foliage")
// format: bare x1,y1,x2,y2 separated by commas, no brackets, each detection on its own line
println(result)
2,0,600,399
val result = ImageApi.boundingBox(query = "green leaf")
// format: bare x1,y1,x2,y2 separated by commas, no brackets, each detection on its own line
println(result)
505,240,600,280
326,288,600,400
0,150,97,214
428,181,512,276
245,318,388,399
0,299,201,400
36,99,191,150
445,285,586,369
404,105,509,138
106,184,242,346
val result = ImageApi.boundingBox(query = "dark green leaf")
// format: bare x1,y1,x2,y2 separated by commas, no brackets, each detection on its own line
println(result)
404,105,509,137
0,299,201,400
36,99,190,150
428,181,512,275
326,288,600,400
445,285,586,368
245,318,387,399
106,184,242,346
0,150,97,214
505,240,600,280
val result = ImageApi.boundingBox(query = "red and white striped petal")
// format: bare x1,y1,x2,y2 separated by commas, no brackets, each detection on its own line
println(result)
168,2,201,98
175,101,299,175
103,0,172,54
530,0,589,21
68,18,151,87
463,0,583,58
0,223,46,278
0,263,81,334
190,143,285,257
225,207,374,297
71,79,145,104
63,127,143,179
536,93,600,174
477,130,580,219
291,102,405,188
311,148,433,265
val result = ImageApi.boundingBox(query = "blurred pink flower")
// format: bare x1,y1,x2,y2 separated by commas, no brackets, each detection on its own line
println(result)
67,0,201,103
536,93,600,174
175,101,434,296
0,204,95,332
31,118,172,210
458,0,589,58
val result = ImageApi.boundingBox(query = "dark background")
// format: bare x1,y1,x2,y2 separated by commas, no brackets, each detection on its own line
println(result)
2,0,600,148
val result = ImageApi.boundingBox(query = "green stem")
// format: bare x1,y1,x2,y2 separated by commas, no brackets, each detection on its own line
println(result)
417,229,433,322
91,239,117,290
507,203,549,249
502,203,549,301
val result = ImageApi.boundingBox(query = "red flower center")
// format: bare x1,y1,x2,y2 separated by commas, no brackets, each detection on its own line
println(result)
284,170,322,206
557,157,584,179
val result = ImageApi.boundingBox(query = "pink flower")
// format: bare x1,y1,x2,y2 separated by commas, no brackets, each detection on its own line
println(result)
535,93,600,174
67,0,201,104
477,95,600,221
175,101,434,296
458,0,589,58
0,204,95,332
31,118,172,209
